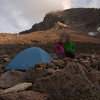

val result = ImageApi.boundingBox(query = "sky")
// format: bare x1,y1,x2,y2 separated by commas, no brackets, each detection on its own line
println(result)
0,0,100,33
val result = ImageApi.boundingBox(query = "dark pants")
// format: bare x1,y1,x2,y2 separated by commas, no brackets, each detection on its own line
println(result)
65,51,75,59
58,53,65,59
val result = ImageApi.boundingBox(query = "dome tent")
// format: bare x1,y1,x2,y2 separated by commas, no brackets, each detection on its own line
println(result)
4,47,53,71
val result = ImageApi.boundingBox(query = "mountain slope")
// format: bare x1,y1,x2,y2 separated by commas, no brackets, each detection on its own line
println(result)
0,29,100,45
19,8,100,39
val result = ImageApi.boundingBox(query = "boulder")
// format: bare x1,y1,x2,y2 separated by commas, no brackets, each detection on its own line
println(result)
47,68,61,74
91,59,100,70
79,60,91,69
26,68,51,83
47,62,58,69
0,55,10,63
32,62,99,100
3,58,10,62
0,70,26,89
53,60,64,68
35,63,47,69
86,69,100,91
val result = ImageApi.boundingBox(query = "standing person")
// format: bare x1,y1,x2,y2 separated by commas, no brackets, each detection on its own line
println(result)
64,35,75,59
53,39,65,59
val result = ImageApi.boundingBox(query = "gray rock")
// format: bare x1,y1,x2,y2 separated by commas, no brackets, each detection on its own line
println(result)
0,70,26,89
26,68,51,83
32,62,99,100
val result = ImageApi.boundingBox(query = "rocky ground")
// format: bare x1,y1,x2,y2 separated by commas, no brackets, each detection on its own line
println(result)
0,42,100,72
0,44,100,100
0,8,100,100
0,30,100,100
0,24,100,100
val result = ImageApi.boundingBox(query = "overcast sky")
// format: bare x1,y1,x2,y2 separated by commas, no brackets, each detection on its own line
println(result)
0,0,100,33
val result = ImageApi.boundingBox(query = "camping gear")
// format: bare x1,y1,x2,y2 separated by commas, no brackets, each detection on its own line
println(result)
4,47,53,71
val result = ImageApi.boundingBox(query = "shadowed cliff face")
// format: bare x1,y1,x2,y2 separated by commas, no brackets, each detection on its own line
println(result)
63,8,100,31
19,8,100,37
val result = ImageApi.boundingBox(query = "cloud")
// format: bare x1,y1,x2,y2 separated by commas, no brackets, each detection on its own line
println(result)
0,9,31,33
0,0,71,33
9,0,71,22
89,0,100,8
0,0,32,33
0,0,100,33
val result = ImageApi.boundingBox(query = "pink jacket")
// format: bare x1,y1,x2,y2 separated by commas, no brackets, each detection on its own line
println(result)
53,44,65,54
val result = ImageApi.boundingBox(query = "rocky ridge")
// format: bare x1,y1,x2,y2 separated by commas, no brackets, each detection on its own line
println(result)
19,8,100,39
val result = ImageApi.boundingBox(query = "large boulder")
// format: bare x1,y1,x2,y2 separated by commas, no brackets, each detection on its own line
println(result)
0,70,26,89
0,91,47,100
32,62,99,100
91,59,100,70
85,69,100,91
63,8,100,32
26,68,51,83
26,60,67,83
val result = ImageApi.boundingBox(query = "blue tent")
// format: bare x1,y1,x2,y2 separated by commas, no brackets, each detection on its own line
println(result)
5,47,53,71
